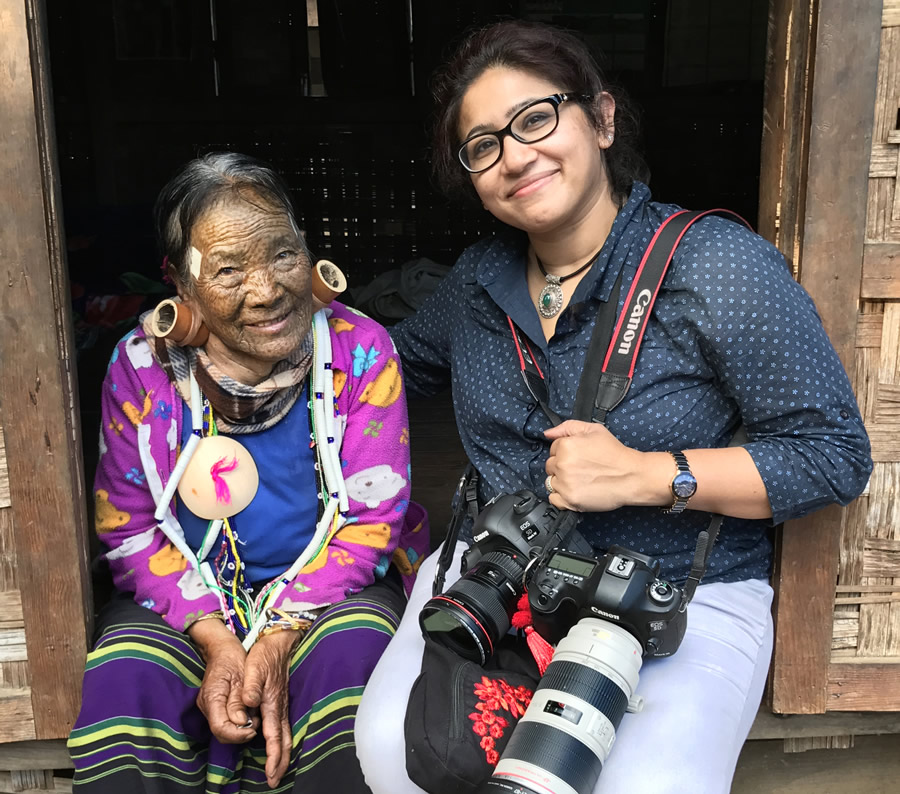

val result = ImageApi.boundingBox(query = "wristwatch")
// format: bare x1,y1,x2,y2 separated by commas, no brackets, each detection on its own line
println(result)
663,451,696,514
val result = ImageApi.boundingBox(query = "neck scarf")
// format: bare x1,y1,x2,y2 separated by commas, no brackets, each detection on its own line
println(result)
141,312,313,434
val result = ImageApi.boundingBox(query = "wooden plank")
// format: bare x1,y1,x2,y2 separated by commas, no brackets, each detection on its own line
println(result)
758,0,814,258
0,772,70,794
771,508,844,713
770,0,883,714
869,427,900,461
749,708,900,739
856,312,884,347
0,593,23,631
862,243,900,298
868,178,896,238
881,303,900,383
0,631,28,664
0,0,92,740
858,464,900,656
0,431,8,511
874,383,900,422
0,740,71,771
870,143,898,177
784,735,854,752
873,27,900,144
0,690,35,743
885,0,900,27
828,662,900,710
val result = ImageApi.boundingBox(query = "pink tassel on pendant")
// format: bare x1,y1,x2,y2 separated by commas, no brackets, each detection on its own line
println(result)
210,456,239,504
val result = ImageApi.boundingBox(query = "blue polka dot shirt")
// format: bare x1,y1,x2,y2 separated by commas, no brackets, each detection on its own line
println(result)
391,182,872,584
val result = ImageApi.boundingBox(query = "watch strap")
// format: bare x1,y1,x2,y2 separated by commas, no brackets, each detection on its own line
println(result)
663,450,695,514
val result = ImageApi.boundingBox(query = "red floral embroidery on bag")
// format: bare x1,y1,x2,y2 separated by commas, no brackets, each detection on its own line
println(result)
469,675,534,766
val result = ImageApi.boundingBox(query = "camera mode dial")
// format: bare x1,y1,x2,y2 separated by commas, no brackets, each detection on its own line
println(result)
649,581,675,604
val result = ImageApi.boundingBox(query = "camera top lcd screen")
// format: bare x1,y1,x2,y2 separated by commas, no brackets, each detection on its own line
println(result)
549,553,596,578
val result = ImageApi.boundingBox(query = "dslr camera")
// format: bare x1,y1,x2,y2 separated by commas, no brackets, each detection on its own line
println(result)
420,489,689,794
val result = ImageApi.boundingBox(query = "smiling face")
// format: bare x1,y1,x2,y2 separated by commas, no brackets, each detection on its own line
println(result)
458,67,614,235
182,190,312,381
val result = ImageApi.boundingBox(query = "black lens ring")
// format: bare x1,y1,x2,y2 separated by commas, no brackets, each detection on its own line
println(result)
499,720,604,794
537,661,630,728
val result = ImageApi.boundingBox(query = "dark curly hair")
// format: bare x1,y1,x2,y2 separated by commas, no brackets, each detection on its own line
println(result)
430,20,649,206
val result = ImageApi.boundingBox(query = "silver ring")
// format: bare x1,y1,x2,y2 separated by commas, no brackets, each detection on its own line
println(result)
545,474,555,494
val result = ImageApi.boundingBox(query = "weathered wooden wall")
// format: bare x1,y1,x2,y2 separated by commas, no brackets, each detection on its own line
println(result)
0,0,93,752
828,0,900,710
760,0,900,715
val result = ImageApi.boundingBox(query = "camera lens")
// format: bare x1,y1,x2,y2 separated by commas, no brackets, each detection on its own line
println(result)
482,618,643,794
420,551,526,664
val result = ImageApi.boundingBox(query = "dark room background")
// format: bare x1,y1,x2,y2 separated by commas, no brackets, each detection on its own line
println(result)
47,0,768,490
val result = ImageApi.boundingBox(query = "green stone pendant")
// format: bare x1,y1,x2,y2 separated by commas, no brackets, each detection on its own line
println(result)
538,276,564,319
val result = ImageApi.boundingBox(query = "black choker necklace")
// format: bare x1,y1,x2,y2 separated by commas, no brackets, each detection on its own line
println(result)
535,249,602,319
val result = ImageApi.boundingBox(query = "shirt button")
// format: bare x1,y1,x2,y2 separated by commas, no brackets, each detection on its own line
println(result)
839,409,849,419
531,442,541,452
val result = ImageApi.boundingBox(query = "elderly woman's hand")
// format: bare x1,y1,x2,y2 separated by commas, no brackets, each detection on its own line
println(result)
188,619,258,744
543,420,671,512
243,629,302,789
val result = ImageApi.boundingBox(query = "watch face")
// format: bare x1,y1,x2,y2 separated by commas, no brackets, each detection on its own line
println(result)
672,472,697,498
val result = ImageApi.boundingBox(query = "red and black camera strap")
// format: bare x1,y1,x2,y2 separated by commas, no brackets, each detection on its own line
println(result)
508,209,751,605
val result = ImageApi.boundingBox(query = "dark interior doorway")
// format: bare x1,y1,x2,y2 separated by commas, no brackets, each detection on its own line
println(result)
47,0,768,536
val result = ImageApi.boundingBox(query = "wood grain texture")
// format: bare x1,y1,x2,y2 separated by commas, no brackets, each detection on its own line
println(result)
0,691,35,743
0,432,8,511
828,662,900,710
0,740,71,771
886,0,900,27
0,772,70,794
862,243,900,298
758,0,814,257
0,0,92,739
769,0,883,715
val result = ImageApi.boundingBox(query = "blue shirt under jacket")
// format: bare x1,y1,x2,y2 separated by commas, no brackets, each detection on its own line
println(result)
390,182,872,585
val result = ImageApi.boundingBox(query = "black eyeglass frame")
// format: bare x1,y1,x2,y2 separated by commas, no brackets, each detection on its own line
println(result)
457,92,594,174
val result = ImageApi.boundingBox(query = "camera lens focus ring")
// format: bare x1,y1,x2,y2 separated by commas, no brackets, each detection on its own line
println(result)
537,660,630,729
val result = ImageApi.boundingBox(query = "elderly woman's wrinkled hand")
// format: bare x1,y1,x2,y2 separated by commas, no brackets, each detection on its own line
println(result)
189,620,258,744
243,629,301,789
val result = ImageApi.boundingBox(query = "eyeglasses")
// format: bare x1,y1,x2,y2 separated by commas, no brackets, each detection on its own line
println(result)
457,93,592,174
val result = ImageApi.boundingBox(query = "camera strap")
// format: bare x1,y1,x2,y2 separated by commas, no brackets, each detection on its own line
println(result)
508,208,751,602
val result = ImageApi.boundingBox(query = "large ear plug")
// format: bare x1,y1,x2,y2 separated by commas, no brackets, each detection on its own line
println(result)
311,259,347,312
149,298,210,347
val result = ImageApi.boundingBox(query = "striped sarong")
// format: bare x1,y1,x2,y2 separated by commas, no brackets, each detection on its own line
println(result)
68,579,404,793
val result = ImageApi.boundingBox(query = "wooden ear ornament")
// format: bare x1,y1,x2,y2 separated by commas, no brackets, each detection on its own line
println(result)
149,298,210,347
311,259,347,312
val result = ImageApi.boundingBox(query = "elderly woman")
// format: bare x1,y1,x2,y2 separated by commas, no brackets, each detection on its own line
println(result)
68,152,428,794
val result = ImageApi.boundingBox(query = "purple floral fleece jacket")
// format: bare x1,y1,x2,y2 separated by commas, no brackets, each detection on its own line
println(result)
94,302,429,632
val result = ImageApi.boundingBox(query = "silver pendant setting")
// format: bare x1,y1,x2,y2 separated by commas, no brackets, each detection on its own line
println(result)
538,275,564,319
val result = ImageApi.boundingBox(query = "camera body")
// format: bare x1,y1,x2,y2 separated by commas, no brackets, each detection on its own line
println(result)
528,546,686,657
461,489,580,574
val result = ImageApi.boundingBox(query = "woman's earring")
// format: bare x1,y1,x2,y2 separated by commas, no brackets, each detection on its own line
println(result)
149,298,209,347
311,259,347,312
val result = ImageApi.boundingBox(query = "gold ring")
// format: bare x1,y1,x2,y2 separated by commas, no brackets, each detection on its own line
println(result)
545,474,555,494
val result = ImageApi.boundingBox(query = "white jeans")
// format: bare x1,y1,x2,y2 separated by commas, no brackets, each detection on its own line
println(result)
356,542,774,794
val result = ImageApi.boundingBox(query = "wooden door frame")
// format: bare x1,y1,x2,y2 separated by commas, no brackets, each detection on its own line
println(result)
0,0,92,739
760,0,885,713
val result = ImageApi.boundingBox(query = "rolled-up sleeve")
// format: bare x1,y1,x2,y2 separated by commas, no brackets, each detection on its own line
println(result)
675,219,873,524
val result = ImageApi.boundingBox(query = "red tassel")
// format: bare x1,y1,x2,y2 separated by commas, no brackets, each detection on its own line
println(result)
525,627,555,675
511,592,554,674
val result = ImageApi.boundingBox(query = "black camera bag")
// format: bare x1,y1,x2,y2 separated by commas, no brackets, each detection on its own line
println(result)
405,634,540,794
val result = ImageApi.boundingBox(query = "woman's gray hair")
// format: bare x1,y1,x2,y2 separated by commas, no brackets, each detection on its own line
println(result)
154,152,308,289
